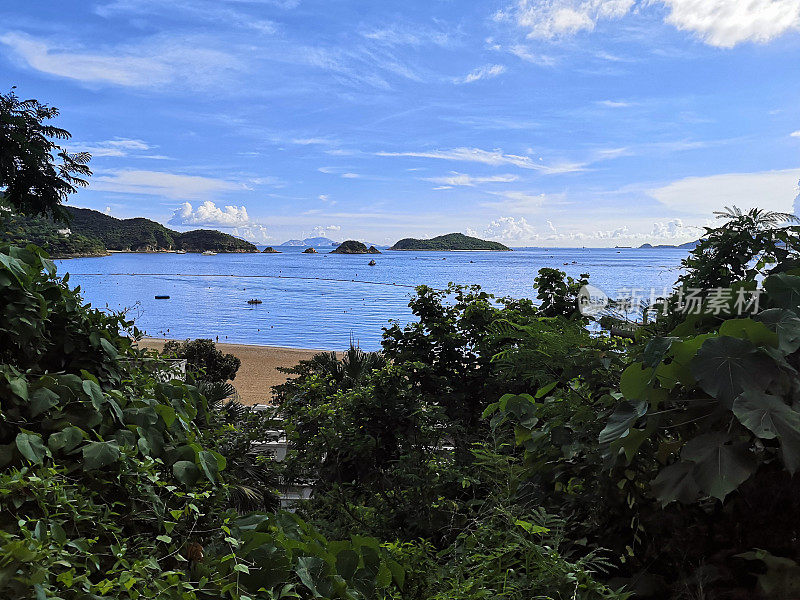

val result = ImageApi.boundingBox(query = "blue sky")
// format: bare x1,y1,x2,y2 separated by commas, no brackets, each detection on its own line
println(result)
2,0,800,246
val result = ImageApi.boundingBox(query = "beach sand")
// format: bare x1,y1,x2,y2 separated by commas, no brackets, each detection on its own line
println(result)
139,339,330,405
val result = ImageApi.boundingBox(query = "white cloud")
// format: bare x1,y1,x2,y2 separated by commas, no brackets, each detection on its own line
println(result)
169,201,251,227
648,168,800,216
291,137,338,145
455,64,507,84
508,45,558,66
496,0,635,39
0,31,240,88
423,172,519,186
341,172,361,178
92,170,243,199
361,25,452,47
791,130,800,137
312,225,342,237
377,147,585,174
483,216,538,242
659,0,800,48
597,100,632,108
69,138,153,157
167,201,272,242
497,0,800,47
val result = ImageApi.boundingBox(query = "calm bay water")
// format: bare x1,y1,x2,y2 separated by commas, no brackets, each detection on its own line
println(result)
55,246,687,350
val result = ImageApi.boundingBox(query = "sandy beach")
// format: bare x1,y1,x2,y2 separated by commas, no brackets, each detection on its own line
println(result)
139,339,331,405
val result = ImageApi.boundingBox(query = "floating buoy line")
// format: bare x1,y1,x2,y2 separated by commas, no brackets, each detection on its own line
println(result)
69,273,435,291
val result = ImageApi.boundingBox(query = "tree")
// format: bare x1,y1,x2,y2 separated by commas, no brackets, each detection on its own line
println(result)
0,88,91,221
162,338,241,383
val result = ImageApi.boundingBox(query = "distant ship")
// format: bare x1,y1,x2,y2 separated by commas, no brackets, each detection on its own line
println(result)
202,250,217,255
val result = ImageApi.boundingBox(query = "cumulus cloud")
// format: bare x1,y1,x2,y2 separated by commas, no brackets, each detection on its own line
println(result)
497,0,800,47
169,201,250,227
424,172,519,186
792,130,800,137
455,64,507,84
92,170,242,199
483,216,538,242
660,0,800,48
648,168,800,216
169,201,271,242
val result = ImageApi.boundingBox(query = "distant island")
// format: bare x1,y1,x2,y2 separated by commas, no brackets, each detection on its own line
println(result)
262,246,281,253
302,247,318,254
639,240,699,249
1,206,259,257
331,240,381,254
280,236,341,247
389,232,511,251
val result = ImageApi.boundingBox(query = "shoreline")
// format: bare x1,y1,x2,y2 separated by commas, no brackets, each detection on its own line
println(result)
139,338,335,405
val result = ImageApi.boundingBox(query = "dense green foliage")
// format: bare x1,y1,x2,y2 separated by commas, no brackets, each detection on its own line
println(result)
272,209,800,599
65,207,258,253
0,243,406,599
389,233,511,251
0,90,90,221
331,241,381,254
163,338,242,384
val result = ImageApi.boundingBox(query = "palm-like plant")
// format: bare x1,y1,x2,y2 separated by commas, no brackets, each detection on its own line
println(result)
197,381,281,512
679,205,800,289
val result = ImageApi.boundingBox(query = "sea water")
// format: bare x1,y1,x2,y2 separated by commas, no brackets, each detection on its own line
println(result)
56,246,687,350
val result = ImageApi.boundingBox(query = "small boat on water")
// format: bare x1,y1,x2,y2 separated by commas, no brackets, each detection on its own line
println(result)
155,295,170,300
247,299,263,305
202,250,217,255
368,259,376,266
175,250,186,254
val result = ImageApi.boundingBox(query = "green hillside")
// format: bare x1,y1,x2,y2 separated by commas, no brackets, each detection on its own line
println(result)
1,211,108,257
65,207,258,253
389,232,511,251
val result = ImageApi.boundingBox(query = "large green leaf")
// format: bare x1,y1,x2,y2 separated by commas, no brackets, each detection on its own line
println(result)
691,336,775,406
16,432,48,464
336,549,359,580
755,308,800,355
681,432,756,501
598,400,647,445
619,363,653,400
29,387,60,417
82,440,121,470
719,318,778,348
764,273,800,311
651,461,699,506
642,337,675,368
48,426,85,453
197,450,223,483
172,460,201,486
733,390,800,473
296,556,327,597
